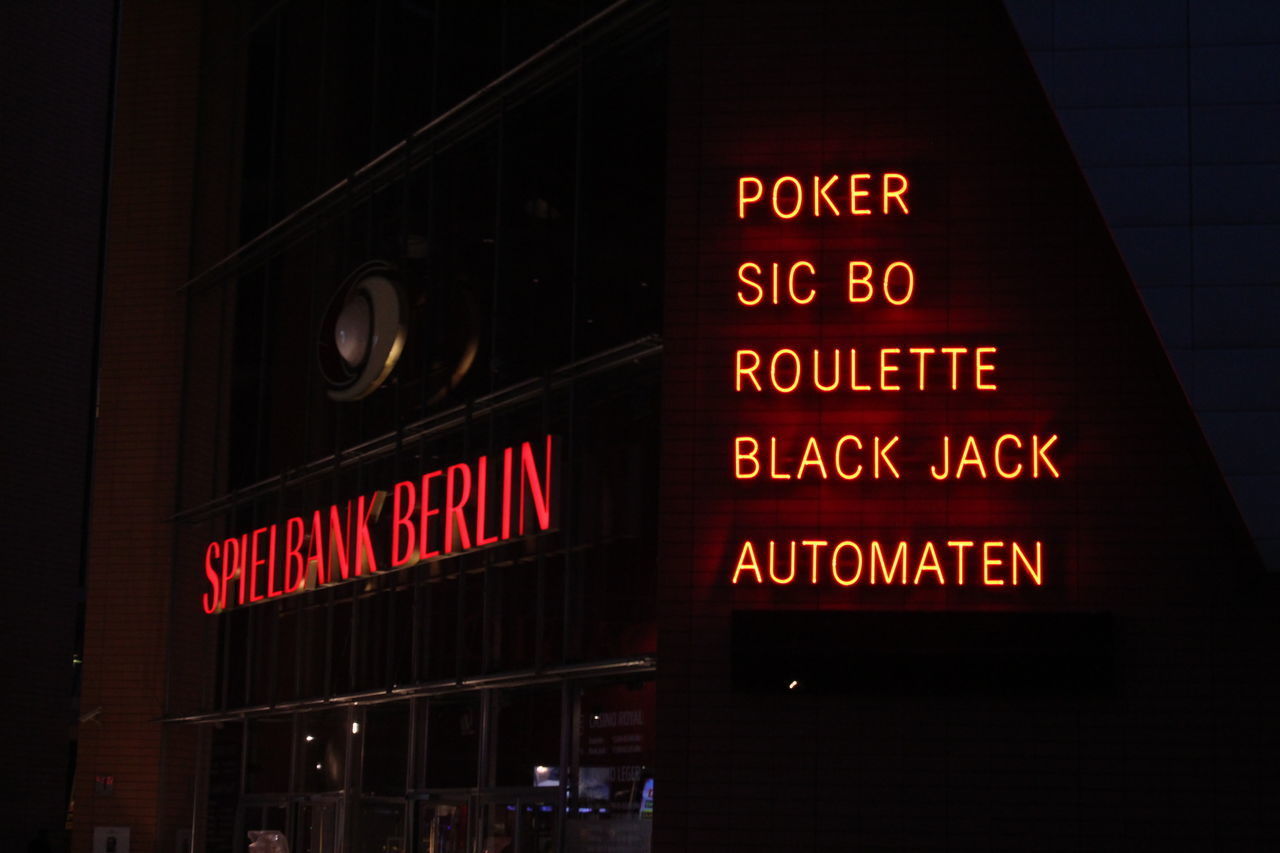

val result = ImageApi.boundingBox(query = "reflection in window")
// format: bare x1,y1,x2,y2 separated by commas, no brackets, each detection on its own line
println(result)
568,680,655,853
353,799,405,853
299,707,348,793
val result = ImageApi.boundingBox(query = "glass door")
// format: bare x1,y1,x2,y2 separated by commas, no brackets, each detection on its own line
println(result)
234,799,291,853
414,799,472,853
294,797,341,853
478,795,557,853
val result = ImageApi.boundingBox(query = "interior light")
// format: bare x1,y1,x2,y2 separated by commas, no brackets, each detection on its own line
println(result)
788,680,799,690
351,722,360,734
305,735,314,742
334,294,371,367
315,763,322,770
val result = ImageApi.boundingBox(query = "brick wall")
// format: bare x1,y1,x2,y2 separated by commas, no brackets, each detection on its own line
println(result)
72,2,203,851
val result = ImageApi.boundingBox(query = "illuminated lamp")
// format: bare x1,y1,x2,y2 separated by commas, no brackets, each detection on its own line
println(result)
318,261,407,401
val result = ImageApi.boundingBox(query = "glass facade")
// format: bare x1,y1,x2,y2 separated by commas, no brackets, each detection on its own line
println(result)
168,2,667,850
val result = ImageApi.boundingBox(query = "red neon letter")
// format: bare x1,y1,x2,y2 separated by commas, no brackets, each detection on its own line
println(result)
202,541,222,613
787,261,816,304
850,173,871,214
772,176,803,218
444,463,473,553
737,262,763,306
353,492,381,575
1012,541,1043,585
501,447,514,541
983,541,1005,585
813,175,840,216
519,436,556,534
738,176,763,218
869,541,908,584
948,540,974,585
884,261,914,305
847,261,873,302
882,173,909,213
735,349,762,392
834,435,862,479
1033,434,1061,479
475,455,498,546
328,503,352,582
419,470,442,559
770,349,801,393
247,526,269,603
732,540,763,584
734,436,760,479
221,536,244,608
307,509,327,587
831,541,862,586
284,516,305,593
265,524,282,599
976,346,998,390
391,480,417,567
994,434,1023,479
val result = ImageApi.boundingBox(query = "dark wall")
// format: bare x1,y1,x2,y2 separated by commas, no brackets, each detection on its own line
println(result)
0,1,114,850
659,1,1276,848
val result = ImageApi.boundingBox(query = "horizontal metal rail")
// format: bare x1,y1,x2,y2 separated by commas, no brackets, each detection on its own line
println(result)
161,654,657,723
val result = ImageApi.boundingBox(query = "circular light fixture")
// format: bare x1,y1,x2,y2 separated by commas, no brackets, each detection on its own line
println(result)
334,295,371,367
318,261,407,401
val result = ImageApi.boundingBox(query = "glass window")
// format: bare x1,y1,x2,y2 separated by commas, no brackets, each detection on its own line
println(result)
353,798,406,853
422,573,460,683
415,800,471,853
205,722,244,853
490,558,539,672
493,82,577,388
275,602,300,703
298,599,329,700
575,33,667,356
503,0,581,69
426,128,499,404
423,697,481,788
354,585,390,692
245,716,294,794
372,0,436,152
492,687,561,788
390,581,416,687
567,680,655,853
435,1,502,112
299,707,349,793
361,701,410,796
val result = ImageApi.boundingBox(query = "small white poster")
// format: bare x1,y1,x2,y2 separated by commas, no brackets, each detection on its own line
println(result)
92,826,130,853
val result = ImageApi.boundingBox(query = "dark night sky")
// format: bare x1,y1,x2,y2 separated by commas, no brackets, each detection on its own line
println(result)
0,0,114,846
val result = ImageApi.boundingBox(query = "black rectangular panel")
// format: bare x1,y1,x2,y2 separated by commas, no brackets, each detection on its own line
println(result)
732,610,1113,696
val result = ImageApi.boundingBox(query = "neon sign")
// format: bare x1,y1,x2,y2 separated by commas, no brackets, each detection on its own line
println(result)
201,435,559,613
728,172,1064,591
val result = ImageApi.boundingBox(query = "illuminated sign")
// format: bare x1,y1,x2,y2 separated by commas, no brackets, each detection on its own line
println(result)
728,173,1063,591
201,435,559,613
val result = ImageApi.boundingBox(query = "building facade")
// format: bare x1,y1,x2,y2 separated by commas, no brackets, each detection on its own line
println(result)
74,2,1278,852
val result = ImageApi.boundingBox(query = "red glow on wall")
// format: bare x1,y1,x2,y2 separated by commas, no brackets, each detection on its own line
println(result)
714,169,1071,603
